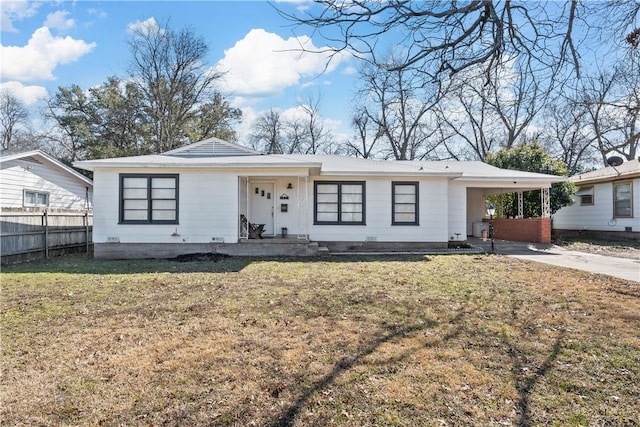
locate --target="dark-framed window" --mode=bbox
[23,190,49,207]
[119,174,179,224]
[580,194,594,206]
[392,182,419,225]
[613,181,633,218]
[314,181,365,225]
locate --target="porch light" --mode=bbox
[486,204,496,254]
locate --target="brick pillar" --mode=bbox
[539,217,551,243]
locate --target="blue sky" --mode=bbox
[1,1,357,140]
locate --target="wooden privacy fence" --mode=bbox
[1,210,93,264]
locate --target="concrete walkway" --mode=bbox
[469,238,640,283]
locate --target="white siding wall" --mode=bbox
[467,188,489,236]
[553,178,640,232]
[93,169,239,244]
[307,176,449,242]
[447,181,467,241]
[0,159,90,210]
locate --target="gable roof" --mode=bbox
[571,159,640,185]
[1,150,93,187]
[162,137,261,157]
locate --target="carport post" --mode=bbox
[541,187,551,217]
[517,191,524,218]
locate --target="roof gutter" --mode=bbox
[74,160,323,172]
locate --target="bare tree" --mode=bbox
[250,109,284,154]
[250,94,336,155]
[355,59,443,160]
[486,62,547,150]
[129,19,223,153]
[343,109,382,159]
[0,91,29,151]
[282,117,308,154]
[539,94,599,174]
[299,93,332,154]
[436,55,550,161]
[278,1,639,83]
[578,59,640,164]
[436,79,497,161]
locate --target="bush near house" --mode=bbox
[487,142,575,217]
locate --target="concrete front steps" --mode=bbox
[236,238,328,256]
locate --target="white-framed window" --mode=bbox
[613,181,633,218]
[119,174,179,224]
[392,182,419,225]
[23,190,49,207]
[314,181,365,225]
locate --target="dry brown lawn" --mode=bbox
[1,254,639,426]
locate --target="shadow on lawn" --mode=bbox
[1,253,436,275]
[505,296,566,427]
[270,307,469,427]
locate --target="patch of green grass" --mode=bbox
[1,254,639,426]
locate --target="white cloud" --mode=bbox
[273,0,312,11]
[0,81,47,106]
[342,66,357,75]
[44,10,74,31]
[1,0,40,33]
[87,8,107,20]
[233,105,260,142]
[217,28,349,97]
[127,17,161,36]
[0,26,96,81]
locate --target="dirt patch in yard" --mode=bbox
[554,238,640,260]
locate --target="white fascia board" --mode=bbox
[455,177,565,188]
[5,150,94,187]
[319,170,462,177]
[74,160,322,171]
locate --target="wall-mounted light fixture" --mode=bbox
[287,183,293,189]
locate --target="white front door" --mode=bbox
[249,181,275,235]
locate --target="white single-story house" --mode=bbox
[1,150,93,211]
[74,138,565,258]
[553,159,639,240]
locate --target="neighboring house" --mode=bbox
[74,138,565,258]
[1,150,93,211]
[1,150,94,263]
[553,159,640,240]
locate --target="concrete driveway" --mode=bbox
[469,238,640,283]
